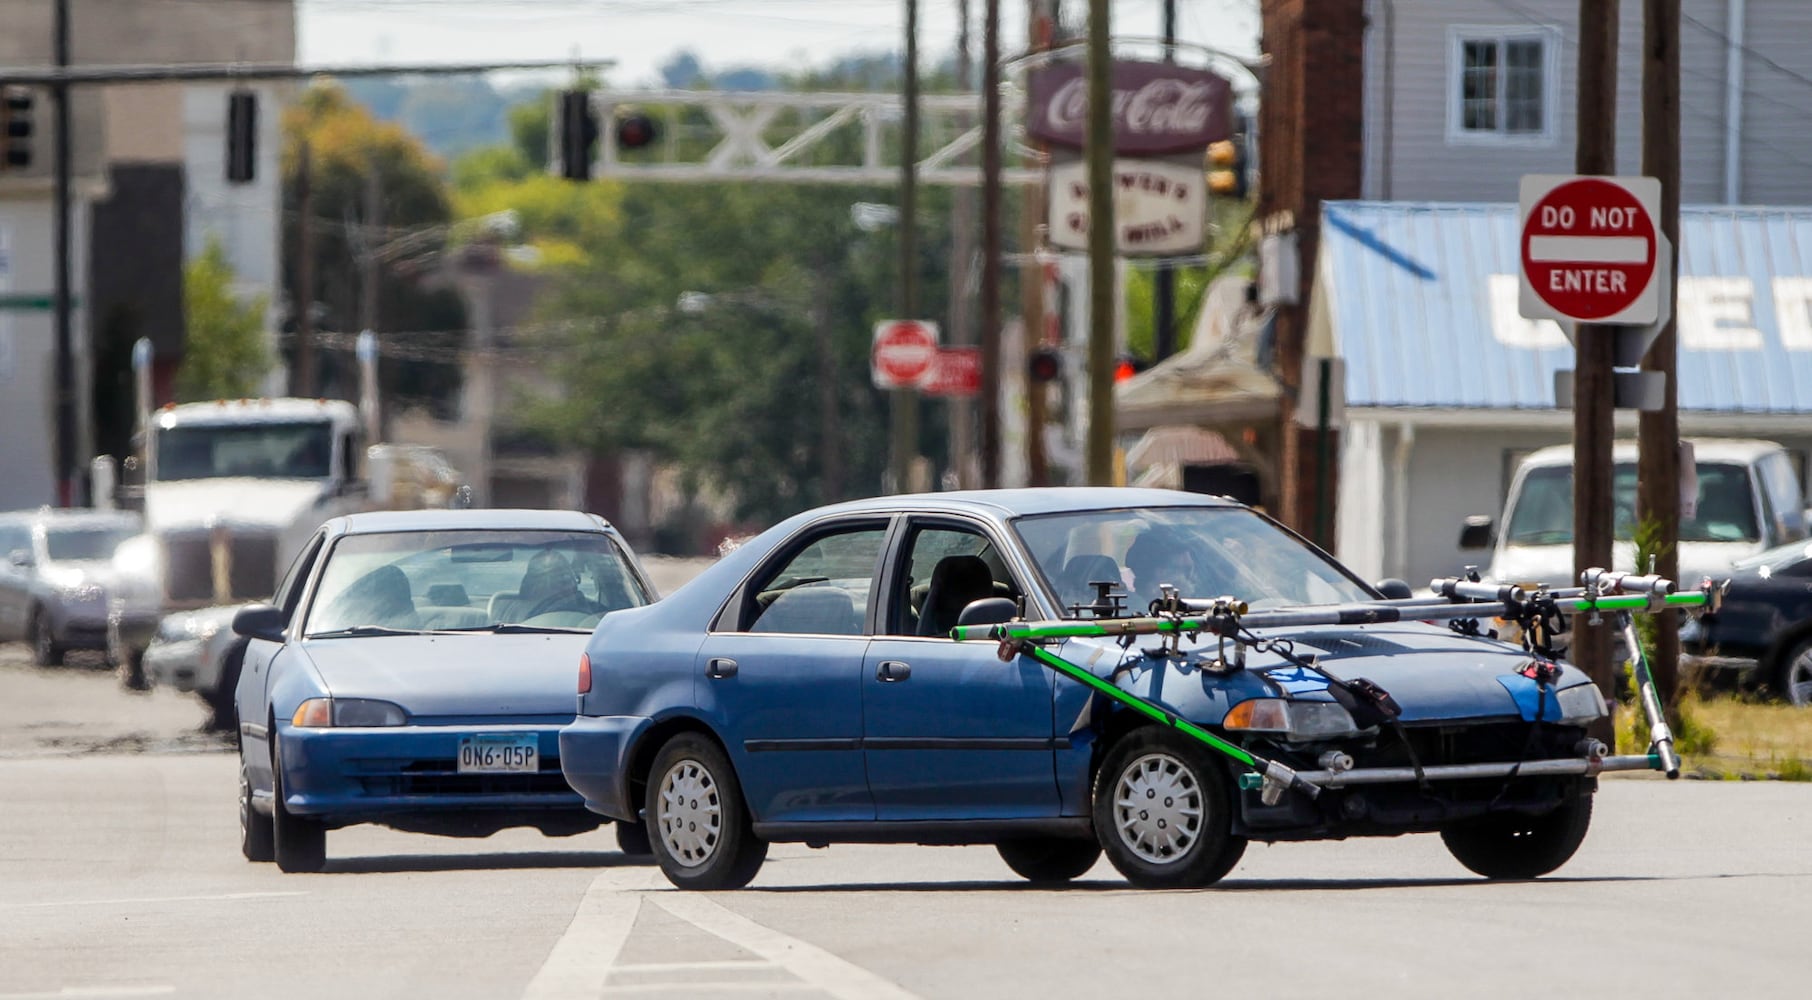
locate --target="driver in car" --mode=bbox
[515,551,602,619]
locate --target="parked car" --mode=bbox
[143,604,249,728]
[0,508,155,666]
[233,508,657,872]
[561,488,1613,891]
[1682,539,1812,705]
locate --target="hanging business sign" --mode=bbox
[1047,158,1207,256]
[1026,60,1234,154]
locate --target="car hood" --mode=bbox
[299,633,586,719]
[144,478,330,532]
[1490,540,1766,588]
[1071,621,1574,724]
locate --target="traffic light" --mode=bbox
[556,89,599,181]
[1,87,34,171]
[1028,347,1063,384]
[1114,355,1147,383]
[225,89,257,183]
[1206,136,1247,199]
[615,110,659,151]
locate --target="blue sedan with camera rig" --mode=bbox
[561,488,1709,890]
[232,508,656,872]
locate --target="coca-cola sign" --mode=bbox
[1027,60,1233,155]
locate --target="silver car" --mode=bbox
[0,509,152,666]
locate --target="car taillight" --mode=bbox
[578,652,592,695]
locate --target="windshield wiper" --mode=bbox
[306,625,438,638]
[437,623,593,635]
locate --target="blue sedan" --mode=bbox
[562,488,1613,890]
[233,509,655,872]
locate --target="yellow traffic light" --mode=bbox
[1206,139,1238,168]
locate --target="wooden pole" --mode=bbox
[294,139,317,398]
[892,0,922,492]
[1640,0,1682,711]
[1084,0,1114,485]
[980,0,1003,488]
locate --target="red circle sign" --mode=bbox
[873,321,938,385]
[1521,178,1657,322]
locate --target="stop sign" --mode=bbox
[871,320,941,389]
[1518,174,1662,324]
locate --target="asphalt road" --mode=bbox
[3,642,1811,1000]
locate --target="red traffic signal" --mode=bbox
[615,111,659,151]
[1028,347,1063,383]
[1114,355,1146,383]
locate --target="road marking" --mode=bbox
[0,988,175,999]
[610,961,772,974]
[521,867,653,1000]
[0,891,305,909]
[602,985,818,994]
[650,893,921,1000]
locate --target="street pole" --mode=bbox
[1023,0,1056,488]
[52,0,75,506]
[980,0,1004,488]
[294,140,317,397]
[1152,0,1178,363]
[1084,0,1115,485]
[893,0,922,493]
[948,0,976,489]
[1640,0,1682,712]
[1572,0,1620,743]
[360,157,384,334]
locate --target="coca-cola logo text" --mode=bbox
[1027,60,1232,154]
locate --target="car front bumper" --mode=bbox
[559,715,653,822]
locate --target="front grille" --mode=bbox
[349,758,576,798]
[1354,720,1582,770]
[159,529,278,604]
[227,534,277,600]
[163,535,212,603]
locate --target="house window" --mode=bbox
[1451,30,1553,143]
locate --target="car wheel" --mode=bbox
[615,818,653,857]
[1092,728,1247,889]
[272,740,326,873]
[240,758,274,863]
[114,643,148,692]
[645,734,766,890]
[1775,639,1812,708]
[30,609,63,667]
[996,836,1102,884]
[203,646,246,733]
[1441,791,1594,880]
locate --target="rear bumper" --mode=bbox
[559,715,652,822]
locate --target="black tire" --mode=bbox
[272,740,326,873]
[615,818,653,857]
[30,609,64,668]
[1775,639,1812,708]
[996,836,1103,884]
[1441,791,1594,880]
[1092,728,1247,889]
[114,644,148,692]
[203,646,247,733]
[645,734,766,890]
[240,758,275,863]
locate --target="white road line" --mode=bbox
[0,988,175,999]
[521,868,655,1000]
[610,961,773,974]
[1527,235,1649,264]
[650,894,921,1000]
[0,891,306,909]
[602,984,818,995]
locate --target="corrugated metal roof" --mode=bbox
[1317,201,1812,413]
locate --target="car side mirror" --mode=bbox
[1458,515,1495,551]
[8,549,33,569]
[1374,578,1414,600]
[232,603,287,643]
[955,597,1017,629]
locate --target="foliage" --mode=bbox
[1121,199,1258,361]
[175,239,269,402]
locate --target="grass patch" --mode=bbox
[1640,694,1812,779]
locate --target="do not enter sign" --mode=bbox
[1518,174,1663,325]
[872,320,941,389]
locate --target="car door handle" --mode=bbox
[706,657,738,679]
[876,660,911,682]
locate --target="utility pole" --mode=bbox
[980,0,1004,488]
[1572,0,1620,741]
[948,0,976,489]
[52,0,75,506]
[294,140,317,397]
[1084,0,1115,485]
[1640,0,1682,711]
[1023,0,1057,488]
[893,0,922,493]
[1152,0,1179,363]
[360,159,384,334]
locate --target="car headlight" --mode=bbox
[1223,698,1363,741]
[158,614,222,643]
[1554,683,1608,726]
[113,534,161,579]
[291,697,408,728]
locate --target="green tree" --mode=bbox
[175,239,269,402]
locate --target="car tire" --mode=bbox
[113,643,148,692]
[272,740,327,873]
[1441,790,1594,880]
[203,646,247,733]
[240,758,275,863]
[1775,639,1812,708]
[645,734,766,890]
[1092,728,1247,889]
[996,836,1102,884]
[30,609,64,668]
[615,818,653,857]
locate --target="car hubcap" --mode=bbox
[1113,752,1203,864]
[1789,651,1812,707]
[657,759,722,868]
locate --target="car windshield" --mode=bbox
[43,525,138,562]
[1506,462,1761,545]
[1013,506,1373,616]
[304,529,649,637]
[156,421,334,480]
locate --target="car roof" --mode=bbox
[154,397,357,427]
[1520,438,1785,467]
[791,487,1243,521]
[328,508,615,536]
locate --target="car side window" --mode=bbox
[890,526,1018,637]
[274,532,328,622]
[1760,453,1807,542]
[743,526,886,635]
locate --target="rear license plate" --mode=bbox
[457,735,539,773]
